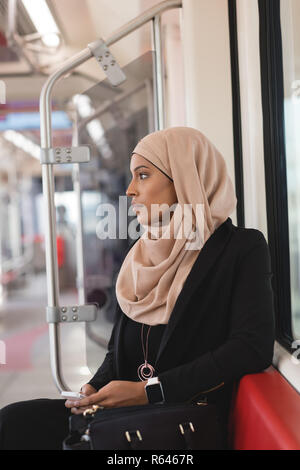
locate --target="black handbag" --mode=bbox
[62,399,225,450]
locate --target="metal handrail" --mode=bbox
[39,0,182,391]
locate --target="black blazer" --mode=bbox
[88,217,275,423]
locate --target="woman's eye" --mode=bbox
[138,173,148,180]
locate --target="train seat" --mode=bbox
[229,366,300,450]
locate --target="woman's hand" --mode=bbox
[69,380,149,413]
[80,383,97,396]
[64,383,97,414]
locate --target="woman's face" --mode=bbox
[126,153,177,227]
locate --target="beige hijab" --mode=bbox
[115,127,237,326]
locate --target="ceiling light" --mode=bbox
[42,33,60,48]
[2,130,40,160]
[21,0,60,47]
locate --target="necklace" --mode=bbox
[137,323,155,381]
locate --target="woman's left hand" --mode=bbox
[67,380,149,414]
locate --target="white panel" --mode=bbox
[236,0,268,236]
[181,0,237,225]
[164,13,186,127]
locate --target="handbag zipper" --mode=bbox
[87,402,208,425]
[187,381,225,403]
[198,381,225,394]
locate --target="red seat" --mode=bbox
[229,366,300,450]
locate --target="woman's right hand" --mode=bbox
[64,383,97,414]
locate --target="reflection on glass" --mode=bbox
[75,52,155,372]
[281,1,300,337]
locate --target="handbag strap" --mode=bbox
[124,421,196,450]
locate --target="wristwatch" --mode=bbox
[144,377,165,404]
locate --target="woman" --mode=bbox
[0,127,275,450]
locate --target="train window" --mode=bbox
[280,0,300,338]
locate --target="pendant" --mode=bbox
[137,361,155,381]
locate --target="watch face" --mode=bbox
[147,383,163,403]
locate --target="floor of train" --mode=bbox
[0,272,109,410]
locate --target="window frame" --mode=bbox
[258,0,293,349]
[228,0,245,228]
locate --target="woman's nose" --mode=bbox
[126,179,137,197]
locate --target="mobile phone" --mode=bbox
[61,391,85,400]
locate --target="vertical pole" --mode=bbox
[152,15,166,130]
[71,112,86,306]
[40,86,68,391]
[8,162,22,261]
[7,0,17,46]
[145,78,155,133]
[39,48,92,392]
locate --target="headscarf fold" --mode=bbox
[116,127,237,325]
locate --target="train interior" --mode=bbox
[0,0,300,450]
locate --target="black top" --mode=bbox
[121,316,166,382]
